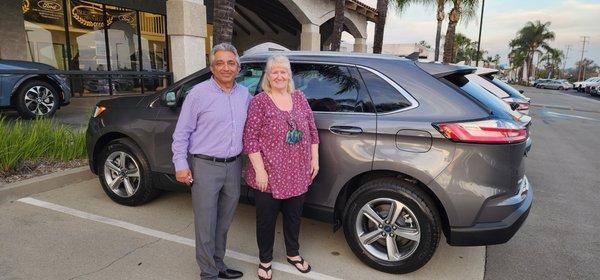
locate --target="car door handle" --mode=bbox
[329,126,363,135]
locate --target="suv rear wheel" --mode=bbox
[98,138,159,205]
[15,80,59,118]
[343,178,441,274]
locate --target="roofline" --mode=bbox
[240,50,409,61]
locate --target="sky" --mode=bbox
[346,0,600,69]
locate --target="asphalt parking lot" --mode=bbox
[1,86,599,280]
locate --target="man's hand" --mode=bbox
[255,168,269,192]
[176,169,193,186]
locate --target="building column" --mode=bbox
[300,23,320,51]
[353,37,367,53]
[167,0,207,82]
[0,1,28,60]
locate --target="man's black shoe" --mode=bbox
[218,269,243,279]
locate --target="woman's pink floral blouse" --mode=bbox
[243,90,319,199]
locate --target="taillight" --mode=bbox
[504,99,529,111]
[435,119,527,144]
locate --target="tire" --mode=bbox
[343,178,441,274]
[14,79,59,119]
[97,138,160,206]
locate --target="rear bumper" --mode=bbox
[448,176,533,246]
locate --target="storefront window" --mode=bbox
[22,0,68,70]
[106,5,141,94]
[140,11,168,91]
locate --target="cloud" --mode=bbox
[363,0,600,68]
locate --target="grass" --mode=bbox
[0,116,86,172]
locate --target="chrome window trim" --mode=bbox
[243,60,420,115]
[354,65,420,115]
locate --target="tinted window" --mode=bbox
[358,68,411,113]
[236,63,264,95]
[466,74,510,98]
[178,71,212,104]
[444,74,520,120]
[291,63,363,112]
[488,77,528,100]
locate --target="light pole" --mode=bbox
[475,0,485,67]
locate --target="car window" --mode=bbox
[444,74,520,121]
[291,63,364,112]
[466,74,510,98]
[358,67,412,113]
[488,77,528,100]
[179,71,212,103]
[236,63,264,95]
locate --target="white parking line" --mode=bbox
[17,197,342,280]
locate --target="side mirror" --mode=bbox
[518,89,524,94]
[163,91,177,107]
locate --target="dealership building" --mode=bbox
[0,0,376,96]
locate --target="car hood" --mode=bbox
[0,60,56,70]
[97,95,148,108]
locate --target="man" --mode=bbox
[172,43,251,280]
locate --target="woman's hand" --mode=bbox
[310,158,319,180]
[255,168,269,192]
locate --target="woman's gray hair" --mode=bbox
[209,42,240,66]
[261,54,295,94]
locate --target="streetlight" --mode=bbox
[475,0,485,67]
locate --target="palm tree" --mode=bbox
[433,0,449,61]
[330,0,346,51]
[442,0,479,63]
[540,48,563,78]
[374,0,412,54]
[373,0,389,54]
[213,0,236,46]
[509,21,555,81]
[509,46,527,82]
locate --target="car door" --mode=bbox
[289,62,377,208]
[151,63,265,174]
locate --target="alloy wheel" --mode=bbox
[24,85,55,116]
[103,151,141,198]
[355,198,421,262]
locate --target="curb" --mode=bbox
[0,166,96,204]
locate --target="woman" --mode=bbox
[243,55,319,280]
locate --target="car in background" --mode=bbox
[584,81,600,96]
[573,77,600,92]
[538,79,572,90]
[533,78,551,88]
[87,52,533,274]
[468,67,531,115]
[0,60,71,118]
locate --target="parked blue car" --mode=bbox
[0,60,71,118]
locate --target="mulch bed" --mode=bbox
[0,159,87,185]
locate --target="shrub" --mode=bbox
[0,116,86,172]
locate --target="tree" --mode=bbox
[330,0,346,51]
[509,46,528,82]
[509,20,555,81]
[540,48,563,78]
[213,0,236,46]
[433,0,449,61]
[575,58,599,80]
[374,0,412,54]
[442,0,479,63]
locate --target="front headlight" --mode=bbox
[93,105,107,117]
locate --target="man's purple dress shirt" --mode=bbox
[172,77,252,171]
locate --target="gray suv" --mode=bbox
[86,52,533,274]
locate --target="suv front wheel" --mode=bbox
[98,138,159,206]
[343,178,441,274]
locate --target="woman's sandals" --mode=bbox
[287,257,311,273]
[257,263,272,280]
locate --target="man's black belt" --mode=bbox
[193,154,240,163]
